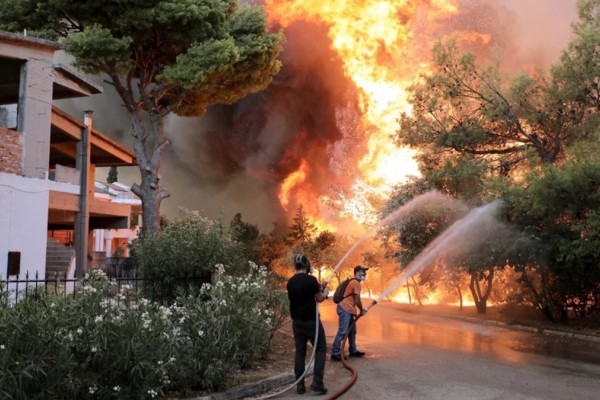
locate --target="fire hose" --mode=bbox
[255,298,378,399]
[256,296,324,399]
[325,300,377,400]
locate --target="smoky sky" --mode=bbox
[55,0,578,232]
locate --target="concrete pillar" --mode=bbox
[18,59,54,179]
[74,111,92,278]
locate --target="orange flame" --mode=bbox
[278,159,309,209]
[268,0,460,227]
[279,159,337,232]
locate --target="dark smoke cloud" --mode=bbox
[164,19,358,229]
[55,0,577,232]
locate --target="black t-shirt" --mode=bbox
[287,272,320,321]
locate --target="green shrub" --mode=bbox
[0,266,289,399]
[131,212,245,303]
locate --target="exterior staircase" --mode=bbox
[46,237,75,279]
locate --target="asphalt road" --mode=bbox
[271,301,600,399]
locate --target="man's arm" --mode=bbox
[316,292,327,303]
[315,286,329,303]
[354,294,364,312]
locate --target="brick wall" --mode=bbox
[0,127,23,174]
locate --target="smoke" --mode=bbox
[54,0,577,232]
[162,19,359,229]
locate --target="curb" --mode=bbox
[188,372,296,400]
[440,313,600,342]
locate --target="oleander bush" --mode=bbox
[0,266,289,400]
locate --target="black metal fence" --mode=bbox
[0,262,211,305]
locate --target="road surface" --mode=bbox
[271,301,600,399]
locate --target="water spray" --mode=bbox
[259,196,502,399]
[324,191,453,287]
[325,200,502,399]
[367,200,501,309]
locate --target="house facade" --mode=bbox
[0,31,138,281]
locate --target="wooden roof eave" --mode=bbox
[51,106,136,166]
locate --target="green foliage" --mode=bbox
[398,37,585,186]
[380,187,469,267]
[131,211,245,302]
[229,212,260,261]
[553,0,600,109]
[65,24,133,74]
[106,166,118,184]
[0,267,288,399]
[287,205,317,246]
[500,149,600,319]
[255,221,288,270]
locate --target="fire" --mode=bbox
[267,0,460,227]
[279,159,337,232]
[278,159,308,209]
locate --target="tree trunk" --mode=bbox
[455,284,463,311]
[129,109,170,236]
[406,279,412,304]
[469,268,494,314]
[411,276,423,306]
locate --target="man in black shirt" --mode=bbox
[286,253,329,395]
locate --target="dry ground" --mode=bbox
[231,323,296,387]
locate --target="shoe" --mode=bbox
[330,354,342,362]
[311,383,328,395]
[296,383,306,394]
[349,351,365,357]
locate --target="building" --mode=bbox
[0,31,138,282]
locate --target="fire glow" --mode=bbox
[267,0,460,228]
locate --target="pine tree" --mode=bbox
[107,166,118,184]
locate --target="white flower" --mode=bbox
[89,385,97,394]
[0,345,5,350]
[76,328,83,335]
[94,315,103,323]
[113,385,121,392]
[91,346,98,353]
[198,330,204,337]
[147,389,158,398]
[215,264,225,274]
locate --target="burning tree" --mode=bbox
[0,0,284,235]
[398,38,586,178]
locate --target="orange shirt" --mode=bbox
[339,278,361,315]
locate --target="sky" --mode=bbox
[55,0,580,232]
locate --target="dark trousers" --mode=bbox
[292,319,327,386]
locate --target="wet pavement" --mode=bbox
[263,301,600,399]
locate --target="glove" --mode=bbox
[360,308,368,316]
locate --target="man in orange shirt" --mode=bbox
[331,265,368,361]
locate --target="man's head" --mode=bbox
[354,265,369,281]
[294,253,312,273]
